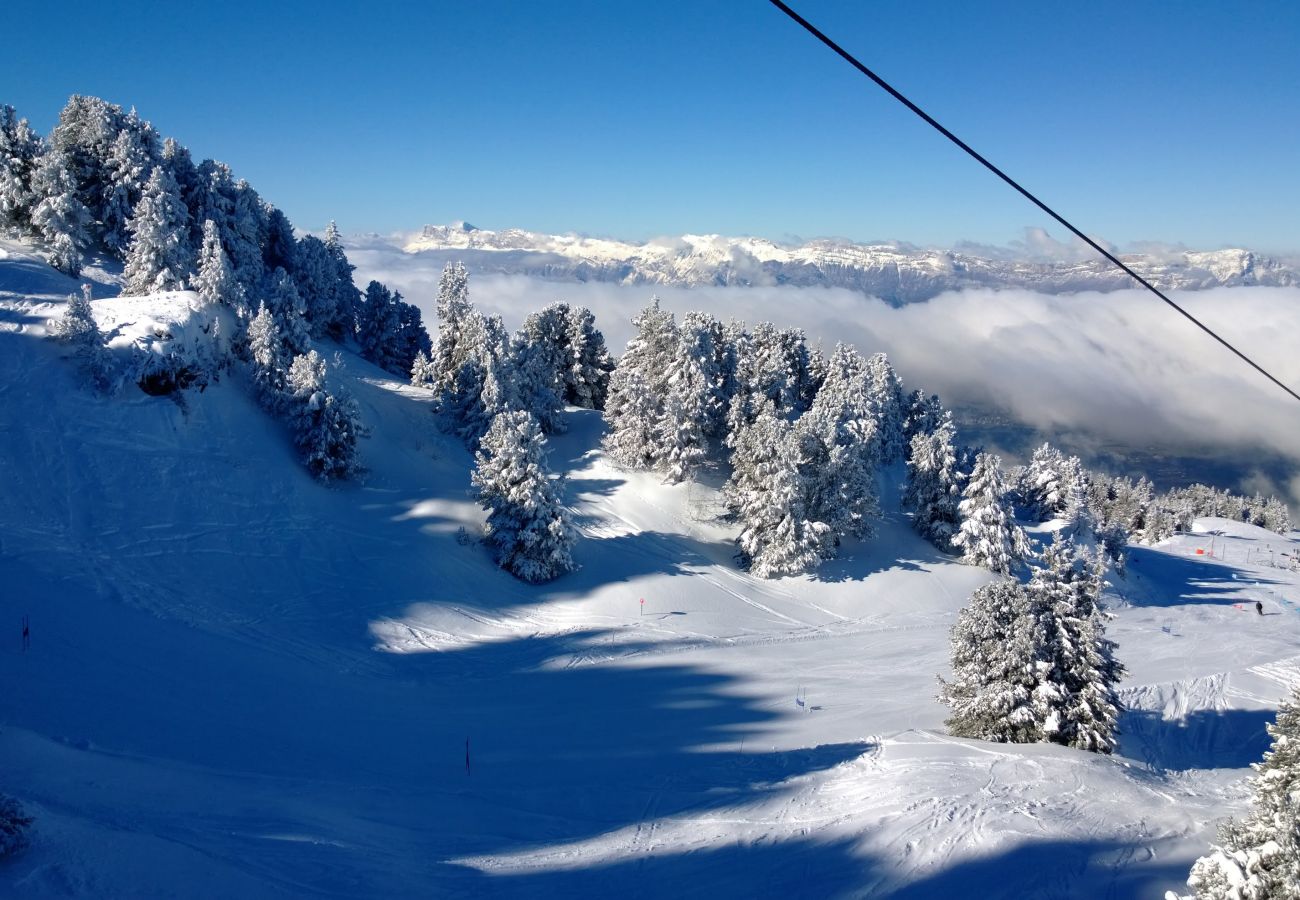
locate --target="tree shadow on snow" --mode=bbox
[1118,545,1283,608]
[354,628,877,872]
[439,835,870,899]
[1117,706,1274,772]
[882,835,1191,900]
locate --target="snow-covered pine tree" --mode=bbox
[655,311,725,483]
[0,794,33,860]
[904,390,945,448]
[565,305,614,410]
[122,166,193,294]
[472,409,577,584]
[247,302,286,410]
[292,234,339,335]
[101,125,155,253]
[1028,536,1122,753]
[1061,465,1097,545]
[286,350,361,481]
[322,220,359,337]
[265,266,311,357]
[865,351,906,462]
[603,369,659,469]
[1186,685,1300,899]
[904,412,963,549]
[227,179,267,291]
[503,330,566,435]
[441,312,509,444]
[48,285,99,344]
[261,205,297,275]
[1018,443,1069,521]
[193,219,246,311]
[29,146,91,277]
[0,105,44,233]
[603,297,678,469]
[736,400,829,577]
[797,342,881,547]
[953,452,1032,575]
[939,579,1047,744]
[394,295,433,377]
[433,261,473,394]
[410,350,437,388]
[356,280,402,370]
[160,137,204,246]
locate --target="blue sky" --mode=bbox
[4,0,1298,251]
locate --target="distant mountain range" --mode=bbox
[393,222,1298,304]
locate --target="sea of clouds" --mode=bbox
[350,239,1300,502]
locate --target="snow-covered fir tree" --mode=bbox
[939,579,1047,744]
[261,205,297,274]
[603,297,678,469]
[356,280,402,370]
[655,311,726,483]
[904,412,963,549]
[265,266,311,357]
[953,452,1032,575]
[1028,537,1122,753]
[736,400,829,577]
[433,261,473,394]
[441,312,510,444]
[322,220,359,337]
[1017,443,1070,521]
[29,146,91,277]
[564,305,614,410]
[122,167,193,294]
[0,105,44,232]
[48,285,115,392]
[797,343,881,546]
[100,125,155,253]
[246,302,286,409]
[410,350,437,388]
[1186,685,1300,899]
[293,234,340,335]
[603,369,660,469]
[285,350,361,481]
[471,409,577,584]
[865,352,906,462]
[0,794,33,860]
[903,390,945,449]
[193,219,245,311]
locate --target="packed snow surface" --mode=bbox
[2,242,1298,897]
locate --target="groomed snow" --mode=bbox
[1,245,1297,897]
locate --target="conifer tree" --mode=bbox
[247,302,286,409]
[122,167,193,294]
[0,105,43,232]
[604,297,678,469]
[30,147,91,277]
[322,220,359,336]
[101,126,154,253]
[1028,538,1122,753]
[904,412,963,549]
[939,580,1047,744]
[472,410,577,584]
[565,305,614,410]
[433,261,473,393]
[193,219,246,311]
[266,266,311,356]
[1187,686,1300,899]
[293,234,339,334]
[410,350,437,388]
[953,452,1031,575]
[356,280,402,369]
[736,401,829,577]
[865,352,906,462]
[286,350,361,481]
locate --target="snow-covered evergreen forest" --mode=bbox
[3,95,1300,899]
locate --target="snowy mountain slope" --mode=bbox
[391,222,1298,303]
[2,247,1300,897]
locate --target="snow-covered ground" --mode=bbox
[1,242,1298,897]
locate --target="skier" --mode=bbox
[1256,601,1264,616]
[21,615,28,652]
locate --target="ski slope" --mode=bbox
[1,244,1298,898]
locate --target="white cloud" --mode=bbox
[351,240,1300,475]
